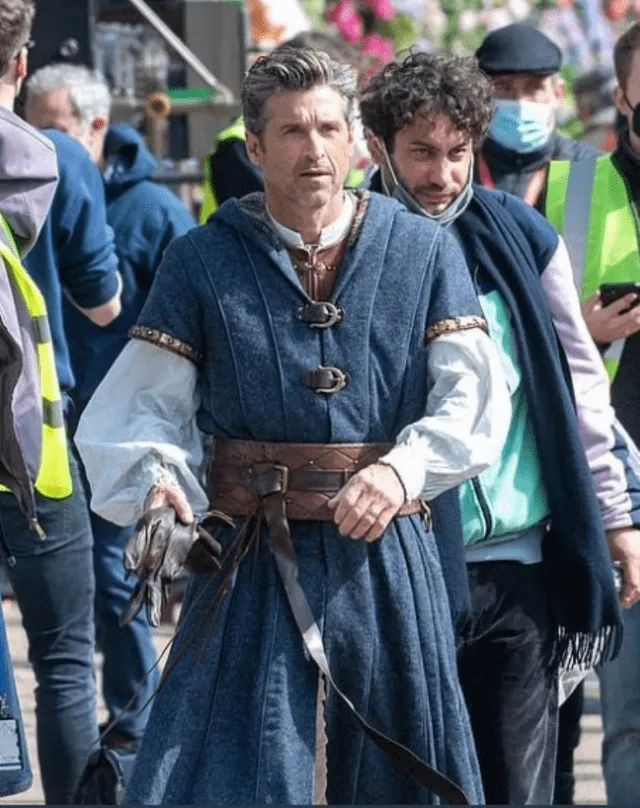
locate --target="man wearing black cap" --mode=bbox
[476,28,605,803]
[475,22,599,210]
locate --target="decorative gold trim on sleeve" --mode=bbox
[426,315,489,343]
[129,325,202,366]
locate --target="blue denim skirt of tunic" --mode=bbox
[125,516,484,805]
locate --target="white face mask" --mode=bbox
[378,139,474,227]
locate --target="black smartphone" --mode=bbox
[600,282,640,312]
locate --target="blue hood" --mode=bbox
[103,124,157,198]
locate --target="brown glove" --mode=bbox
[121,507,230,628]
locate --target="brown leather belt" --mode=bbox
[205,438,466,804]
[207,438,428,523]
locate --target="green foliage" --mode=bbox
[378,14,421,51]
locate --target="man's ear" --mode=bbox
[245,131,264,167]
[614,85,629,117]
[553,76,566,109]
[366,131,385,165]
[91,115,108,133]
[15,48,27,80]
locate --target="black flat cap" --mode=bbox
[476,23,562,76]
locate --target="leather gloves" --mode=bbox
[121,507,230,628]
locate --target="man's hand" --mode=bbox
[607,527,640,609]
[327,463,406,542]
[145,476,193,525]
[583,292,640,345]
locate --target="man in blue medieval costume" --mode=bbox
[75,47,513,804]
[361,51,640,805]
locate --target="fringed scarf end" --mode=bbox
[554,624,623,671]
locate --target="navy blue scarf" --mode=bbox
[454,186,622,668]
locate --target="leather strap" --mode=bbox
[208,439,429,522]
[206,440,467,802]
[260,488,469,805]
[302,366,349,394]
[297,301,343,329]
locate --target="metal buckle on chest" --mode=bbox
[303,366,349,394]
[297,301,343,329]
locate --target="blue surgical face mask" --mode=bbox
[488,99,554,154]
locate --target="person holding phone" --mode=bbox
[545,21,640,806]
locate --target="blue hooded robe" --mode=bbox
[125,191,485,805]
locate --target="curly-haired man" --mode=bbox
[361,51,640,805]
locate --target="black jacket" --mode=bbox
[476,133,601,212]
[606,131,640,447]
[209,139,263,207]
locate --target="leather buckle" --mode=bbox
[303,366,349,394]
[297,302,343,329]
[251,463,290,498]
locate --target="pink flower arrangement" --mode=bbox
[361,32,395,62]
[324,0,401,66]
[363,0,395,20]
[327,0,362,41]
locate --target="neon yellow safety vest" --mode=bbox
[199,115,367,225]
[546,154,640,381]
[0,214,72,502]
[199,115,247,225]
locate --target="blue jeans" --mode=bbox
[92,511,160,740]
[0,450,98,804]
[599,602,640,805]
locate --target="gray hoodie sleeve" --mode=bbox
[541,236,637,530]
[0,106,58,256]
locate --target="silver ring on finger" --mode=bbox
[368,507,381,519]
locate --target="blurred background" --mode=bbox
[23,0,632,222]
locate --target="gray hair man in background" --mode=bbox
[25,62,196,755]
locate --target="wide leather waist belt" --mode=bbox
[207,438,428,522]
[204,438,465,804]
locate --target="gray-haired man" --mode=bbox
[25,62,195,753]
[76,46,512,803]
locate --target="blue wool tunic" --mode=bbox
[125,192,485,805]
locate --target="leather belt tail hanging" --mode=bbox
[261,492,470,805]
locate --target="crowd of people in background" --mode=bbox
[1,0,640,805]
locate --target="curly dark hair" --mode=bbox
[360,51,494,149]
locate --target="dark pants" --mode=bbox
[553,683,584,804]
[457,561,559,805]
[69,401,160,743]
[0,450,98,804]
[92,511,160,740]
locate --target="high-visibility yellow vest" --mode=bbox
[199,115,368,225]
[0,214,72,501]
[199,115,248,225]
[546,154,640,381]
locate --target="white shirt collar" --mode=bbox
[267,193,355,250]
